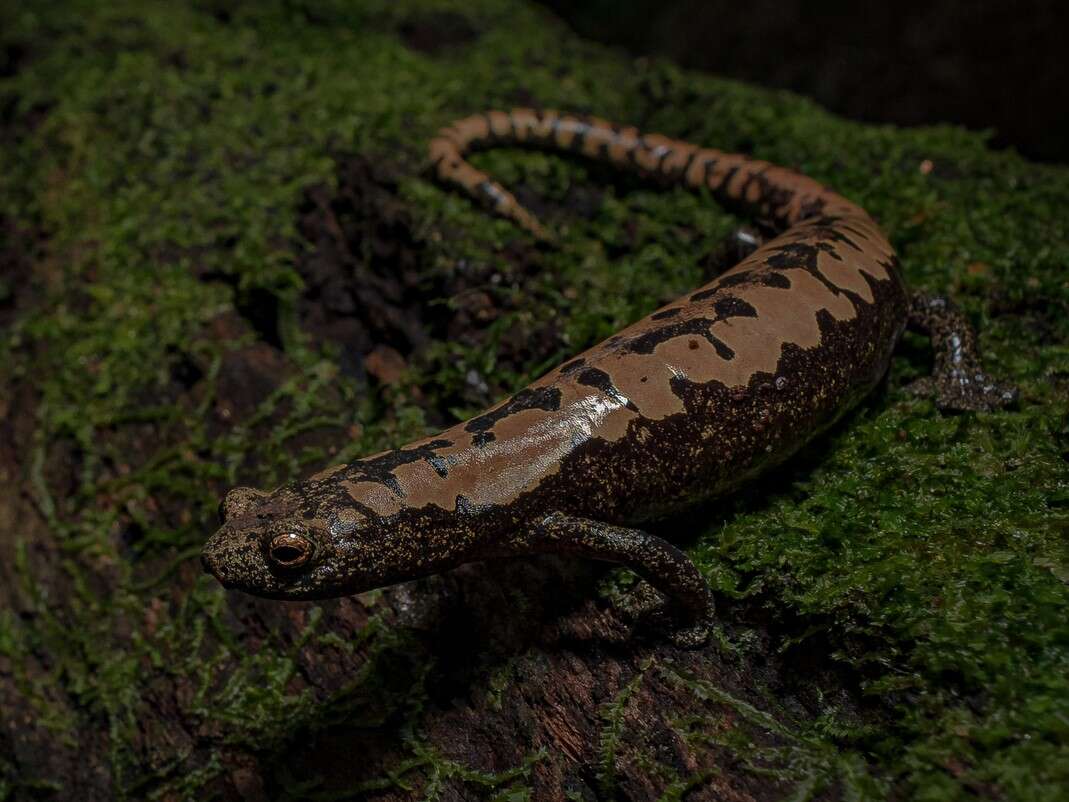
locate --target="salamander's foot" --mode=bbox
[513,513,716,648]
[907,292,1019,412]
[622,580,714,648]
[665,610,715,649]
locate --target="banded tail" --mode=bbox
[429,108,863,240]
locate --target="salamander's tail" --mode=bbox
[429,108,863,241]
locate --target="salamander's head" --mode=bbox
[201,483,388,600]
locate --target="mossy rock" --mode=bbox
[1,1,1067,800]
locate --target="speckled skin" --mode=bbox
[201,110,1016,645]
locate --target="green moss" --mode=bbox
[664,664,887,800]
[2,0,1067,799]
[596,656,653,797]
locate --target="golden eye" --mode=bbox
[268,533,314,568]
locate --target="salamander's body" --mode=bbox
[202,110,1015,644]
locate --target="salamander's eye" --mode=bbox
[267,533,314,569]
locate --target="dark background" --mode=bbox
[539,0,1069,163]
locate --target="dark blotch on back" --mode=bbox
[466,386,563,446]
[690,287,719,302]
[577,367,639,412]
[560,358,586,375]
[713,296,758,318]
[715,271,754,289]
[802,215,863,252]
[764,240,840,270]
[758,271,791,289]
[651,308,682,320]
[625,318,735,361]
[798,197,828,220]
[688,285,761,316]
[345,439,453,495]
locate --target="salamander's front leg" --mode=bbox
[908,292,1018,412]
[508,512,715,647]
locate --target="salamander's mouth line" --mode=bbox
[201,108,1016,647]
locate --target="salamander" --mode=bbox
[201,109,1017,645]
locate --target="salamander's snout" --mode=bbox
[201,483,370,600]
[200,514,331,599]
[201,485,282,593]
[201,533,236,587]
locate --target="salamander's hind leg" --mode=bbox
[508,512,715,647]
[907,292,1018,412]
